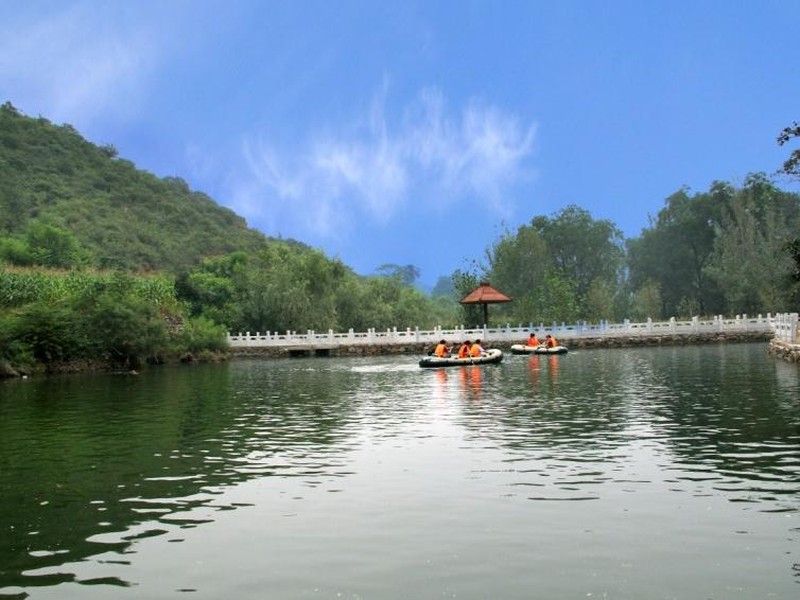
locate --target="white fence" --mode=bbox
[772,312,799,344]
[228,314,780,349]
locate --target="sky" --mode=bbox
[1,0,799,287]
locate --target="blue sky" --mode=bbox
[1,1,799,287]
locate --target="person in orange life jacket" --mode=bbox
[526,333,541,347]
[434,340,450,357]
[545,334,558,348]
[457,340,471,359]
[470,339,485,357]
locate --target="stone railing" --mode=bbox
[771,312,799,344]
[228,314,776,348]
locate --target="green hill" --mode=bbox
[0,104,456,376]
[0,102,269,271]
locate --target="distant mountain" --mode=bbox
[0,102,275,272]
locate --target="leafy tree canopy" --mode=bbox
[777,121,800,178]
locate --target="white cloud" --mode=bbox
[233,85,536,238]
[0,3,162,125]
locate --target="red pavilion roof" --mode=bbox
[459,282,512,304]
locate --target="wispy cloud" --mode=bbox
[231,85,536,238]
[0,3,163,125]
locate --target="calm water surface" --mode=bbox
[0,343,798,599]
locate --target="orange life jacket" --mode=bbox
[470,343,483,357]
[527,336,540,347]
[434,343,448,357]
[546,336,558,348]
[457,344,470,358]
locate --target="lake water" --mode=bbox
[0,343,798,599]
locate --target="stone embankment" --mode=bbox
[768,312,800,364]
[768,339,800,363]
[229,330,772,359]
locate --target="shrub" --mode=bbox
[178,316,228,354]
[11,301,88,363]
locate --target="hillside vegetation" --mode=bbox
[0,102,267,271]
[0,103,455,375]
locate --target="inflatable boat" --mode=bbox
[510,344,569,355]
[419,348,504,368]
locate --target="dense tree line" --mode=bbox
[628,175,799,317]
[451,176,799,326]
[176,246,454,334]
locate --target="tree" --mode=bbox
[629,177,800,316]
[777,121,800,178]
[529,205,624,301]
[487,226,550,302]
[485,206,623,322]
[375,264,420,286]
[431,275,455,298]
[585,277,616,322]
[451,268,482,326]
[25,221,86,268]
[627,186,728,315]
[777,121,800,293]
[631,280,662,320]
[0,236,33,266]
[705,182,798,313]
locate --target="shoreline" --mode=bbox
[0,351,228,380]
[4,332,794,380]
[230,330,773,358]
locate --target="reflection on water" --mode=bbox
[0,344,798,598]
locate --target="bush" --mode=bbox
[77,277,170,368]
[11,301,88,363]
[178,316,228,354]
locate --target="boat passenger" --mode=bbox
[457,340,471,359]
[526,333,541,347]
[434,339,450,358]
[470,339,485,357]
[545,334,558,348]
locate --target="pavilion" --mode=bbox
[459,282,512,328]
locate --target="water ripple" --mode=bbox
[0,344,798,596]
